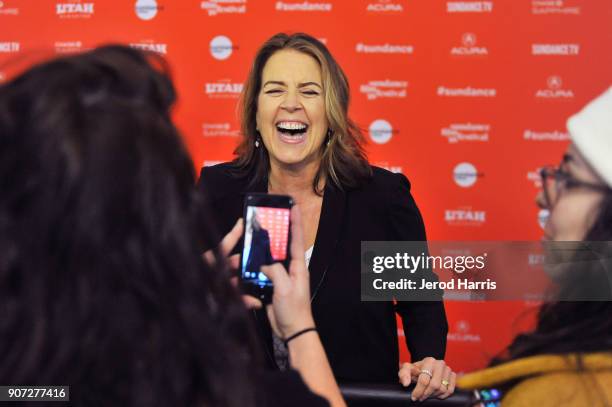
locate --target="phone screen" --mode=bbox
[241,202,291,287]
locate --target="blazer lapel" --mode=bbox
[308,183,346,302]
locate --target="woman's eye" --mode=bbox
[302,90,319,96]
[265,89,283,94]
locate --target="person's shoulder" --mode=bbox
[199,161,241,184]
[360,166,412,194]
[197,161,249,201]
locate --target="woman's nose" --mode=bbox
[280,90,301,112]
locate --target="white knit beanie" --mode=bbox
[567,86,612,187]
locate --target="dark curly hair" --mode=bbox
[0,46,258,407]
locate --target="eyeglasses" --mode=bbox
[539,166,612,209]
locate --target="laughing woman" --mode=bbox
[198,33,455,400]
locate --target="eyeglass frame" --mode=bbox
[539,165,612,209]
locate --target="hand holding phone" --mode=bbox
[240,193,293,303]
[237,200,315,339]
[259,205,315,339]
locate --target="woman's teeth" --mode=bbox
[275,122,308,144]
[276,121,308,135]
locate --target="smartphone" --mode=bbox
[240,193,293,303]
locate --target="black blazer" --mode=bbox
[246,226,274,275]
[197,163,448,383]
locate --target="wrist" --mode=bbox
[283,327,317,346]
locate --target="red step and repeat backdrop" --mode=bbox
[1,0,611,374]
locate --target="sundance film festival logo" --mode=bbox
[0,1,20,15]
[451,33,488,56]
[447,1,493,13]
[202,122,240,137]
[532,43,580,56]
[453,162,483,188]
[201,0,246,16]
[56,2,94,18]
[445,207,486,226]
[130,41,168,55]
[356,42,414,55]
[360,80,408,100]
[54,41,83,53]
[210,35,236,60]
[441,123,490,143]
[135,0,164,20]
[535,75,574,99]
[275,1,332,11]
[523,128,569,141]
[369,119,398,144]
[205,80,243,98]
[437,86,496,98]
[366,0,405,13]
[0,42,19,53]
[532,0,580,15]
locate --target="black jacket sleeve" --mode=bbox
[386,172,449,362]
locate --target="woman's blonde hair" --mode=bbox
[235,32,371,194]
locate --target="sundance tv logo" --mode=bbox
[532,0,580,15]
[453,162,483,188]
[445,207,486,226]
[0,41,19,53]
[532,43,579,56]
[201,0,246,16]
[275,1,332,11]
[135,0,164,21]
[130,41,168,55]
[360,80,408,100]
[451,33,488,56]
[369,119,397,144]
[437,86,496,98]
[366,0,405,13]
[205,80,243,98]
[210,35,236,60]
[56,1,94,18]
[447,1,493,13]
[535,75,574,99]
[441,122,490,143]
[356,42,414,55]
[0,1,19,15]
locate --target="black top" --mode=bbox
[258,369,329,407]
[197,163,448,383]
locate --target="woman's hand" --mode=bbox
[248,206,315,339]
[398,357,456,401]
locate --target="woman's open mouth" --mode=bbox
[276,121,308,144]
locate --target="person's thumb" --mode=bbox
[260,263,290,294]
